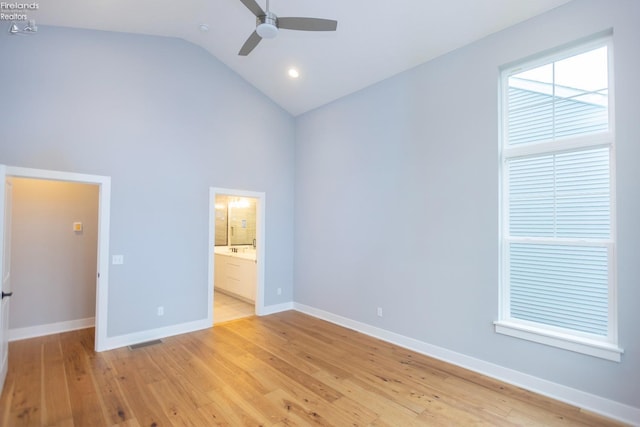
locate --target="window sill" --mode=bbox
[494,320,623,362]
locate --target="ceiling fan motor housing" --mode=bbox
[256,11,278,38]
[237,0,337,56]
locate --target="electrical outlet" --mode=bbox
[157,306,164,316]
[277,287,282,295]
[112,255,124,265]
[377,307,383,317]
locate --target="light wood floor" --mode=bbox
[0,311,625,426]
[214,290,255,324]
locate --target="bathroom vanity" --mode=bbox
[214,246,256,303]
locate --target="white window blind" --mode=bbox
[508,147,610,240]
[497,38,622,361]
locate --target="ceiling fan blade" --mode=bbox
[239,31,262,56]
[238,0,265,17]
[277,17,338,31]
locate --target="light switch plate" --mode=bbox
[112,255,124,265]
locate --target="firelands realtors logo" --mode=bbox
[1,2,39,21]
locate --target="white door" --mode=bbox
[0,165,12,395]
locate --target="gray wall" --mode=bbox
[10,178,98,329]
[294,0,639,409]
[0,26,295,337]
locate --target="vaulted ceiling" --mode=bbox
[30,0,572,115]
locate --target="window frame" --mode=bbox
[495,36,623,362]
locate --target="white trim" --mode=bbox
[4,166,111,352]
[0,165,8,397]
[102,303,289,351]
[9,317,95,341]
[502,31,613,76]
[100,318,210,351]
[262,302,294,315]
[494,320,622,362]
[293,303,639,425]
[503,133,612,158]
[499,37,619,357]
[5,167,107,185]
[97,300,290,351]
[208,187,266,325]
[606,38,619,353]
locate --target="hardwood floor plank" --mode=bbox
[207,384,285,425]
[195,404,236,426]
[59,331,110,427]
[6,338,43,426]
[215,327,343,404]
[146,378,214,426]
[107,357,174,427]
[311,370,427,426]
[40,335,74,426]
[0,312,627,427]
[143,342,216,408]
[179,332,274,401]
[230,348,367,426]
[0,379,14,427]
[224,322,322,377]
[263,388,339,426]
[255,318,366,381]
[110,418,142,427]
[86,347,134,425]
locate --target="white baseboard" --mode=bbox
[100,302,292,351]
[100,318,212,351]
[9,317,95,341]
[293,303,640,426]
[260,301,294,316]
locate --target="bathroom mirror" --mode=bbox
[214,195,257,246]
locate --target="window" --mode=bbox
[496,37,623,361]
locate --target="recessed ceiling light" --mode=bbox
[288,68,300,79]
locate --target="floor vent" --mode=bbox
[128,339,163,350]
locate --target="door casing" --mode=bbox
[0,166,12,396]
[2,166,111,352]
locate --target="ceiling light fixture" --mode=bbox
[256,11,278,39]
[288,68,300,79]
[199,24,209,32]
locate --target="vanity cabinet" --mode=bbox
[214,254,256,303]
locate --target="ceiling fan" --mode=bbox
[237,0,338,56]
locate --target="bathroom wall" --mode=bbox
[214,195,228,246]
[214,196,257,246]
[229,198,257,246]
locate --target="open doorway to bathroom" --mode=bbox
[208,188,265,325]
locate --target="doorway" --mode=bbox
[0,166,110,352]
[208,188,265,325]
[9,178,99,340]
